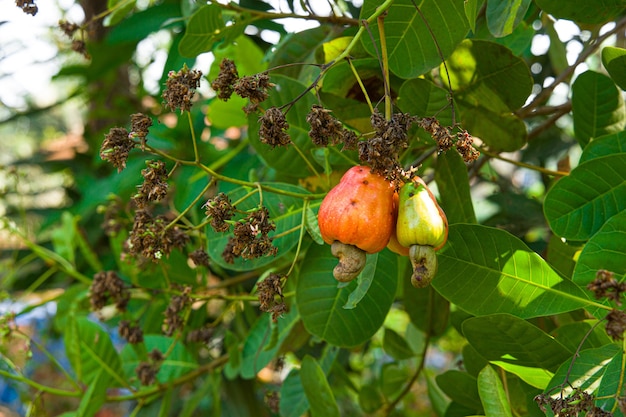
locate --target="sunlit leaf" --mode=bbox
[486,0,531,38]
[603,46,626,91]
[477,365,513,417]
[544,154,626,241]
[435,150,477,224]
[360,0,469,78]
[435,224,592,318]
[296,244,397,347]
[579,131,626,164]
[534,0,626,24]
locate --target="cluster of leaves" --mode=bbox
[2,0,626,416]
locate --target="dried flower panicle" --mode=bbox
[100,127,136,172]
[259,107,291,148]
[605,309,626,340]
[162,64,202,113]
[133,160,169,209]
[265,391,280,414]
[257,273,288,321]
[222,207,278,263]
[204,193,236,233]
[587,269,625,306]
[188,248,210,268]
[211,58,239,101]
[534,389,608,417]
[136,361,158,386]
[130,113,152,149]
[234,72,274,114]
[16,0,37,15]
[127,210,190,261]
[119,320,144,344]
[187,327,213,344]
[163,287,191,337]
[418,117,479,163]
[456,130,480,163]
[90,271,130,312]
[358,110,417,181]
[59,20,79,37]
[306,105,344,147]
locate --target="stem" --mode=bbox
[347,58,374,113]
[0,369,81,397]
[476,146,570,177]
[287,200,308,276]
[187,111,200,163]
[376,13,392,120]
[164,179,215,231]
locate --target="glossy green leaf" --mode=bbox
[240,308,299,379]
[300,356,340,417]
[105,0,136,26]
[383,328,416,360]
[343,253,378,309]
[107,3,181,44]
[381,363,412,398]
[426,369,452,416]
[544,344,621,396]
[552,321,613,354]
[75,370,107,417]
[269,26,334,80]
[206,183,310,271]
[486,0,531,38]
[477,366,513,417]
[534,0,626,24]
[490,361,553,390]
[544,154,626,241]
[463,314,572,371]
[442,39,532,112]
[121,335,196,384]
[464,344,490,378]
[462,106,527,152]
[279,345,338,417]
[397,78,452,126]
[464,0,482,33]
[579,131,626,164]
[296,244,397,347]
[360,0,469,78]
[179,5,247,57]
[403,272,450,336]
[572,71,626,147]
[305,205,324,245]
[65,316,124,386]
[248,75,319,178]
[603,46,626,91]
[596,348,625,413]
[436,150,477,224]
[358,384,385,413]
[435,224,592,318]
[572,210,626,288]
[546,234,581,279]
[436,370,483,412]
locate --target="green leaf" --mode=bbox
[121,335,197,384]
[398,78,452,126]
[545,234,581,279]
[442,39,532,112]
[105,0,136,26]
[403,272,450,336]
[572,210,626,289]
[436,370,483,412]
[206,183,311,271]
[280,345,338,417]
[51,211,77,266]
[435,224,592,318]
[463,314,572,371]
[553,321,613,353]
[360,0,469,78]
[426,369,452,416]
[490,361,553,390]
[544,154,626,241]
[477,366,513,417]
[75,369,108,417]
[269,26,334,80]
[305,206,324,245]
[223,330,241,380]
[544,344,621,396]
[300,356,340,417]
[65,317,124,386]
[383,328,416,360]
[248,75,319,178]
[461,106,527,152]
[240,307,299,379]
[107,3,181,44]
[486,0,532,38]
[579,131,626,164]
[381,363,412,399]
[603,46,626,91]
[464,0,482,33]
[296,244,397,347]
[534,0,626,24]
[436,150,477,224]
[178,5,227,57]
[572,71,626,147]
[343,253,378,309]
[464,344,490,378]
[358,384,385,413]
[596,348,625,413]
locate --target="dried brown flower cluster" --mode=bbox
[204,193,236,232]
[535,389,610,417]
[162,64,202,113]
[127,210,189,261]
[187,327,213,344]
[605,309,626,341]
[119,320,144,344]
[359,110,417,181]
[98,195,128,237]
[222,207,278,264]
[211,58,274,113]
[259,107,291,148]
[133,160,169,209]
[16,0,37,15]
[418,117,479,163]
[188,248,210,268]
[100,127,135,172]
[163,287,191,337]
[257,273,288,321]
[90,271,129,312]
[587,269,625,306]
[130,113,153,149]
[58,20,89,58]
[136,348,164,386]
[306,104,358,149]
